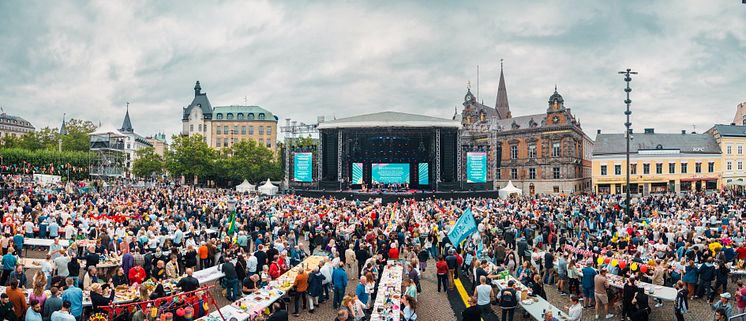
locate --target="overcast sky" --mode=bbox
[1,0,744,141]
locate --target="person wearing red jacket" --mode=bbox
[269,257,281,279]
[128,264,146,284]
[435,256,449,292]
[388,244,400,260]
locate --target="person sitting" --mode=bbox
[81,266,99,291]
[242,274,260,296]
[128,264,146,285]
[89,283,115,314]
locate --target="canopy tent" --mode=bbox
[258,179,278,195]
[235,179,256,193]
[498,180,523,199]
[725,179,746,187]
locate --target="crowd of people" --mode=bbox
[0,174,745,321]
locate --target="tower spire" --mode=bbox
[120,102,133,133]
[495,59,511,119]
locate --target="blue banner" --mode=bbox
[351,163,363,184]
[448,208,477,246]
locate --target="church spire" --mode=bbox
[495,59,511,119]
[120,102,133,133]
[59,113,67,135]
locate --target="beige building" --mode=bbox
[593,129,721,194]
[0,112,34,139]
[707,124,746,187]
[181,81,278,151]
[146,133,169,157]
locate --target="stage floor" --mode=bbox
[292,189,499,203]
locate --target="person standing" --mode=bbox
[220,256,239,302]
[674,281,688,321]
[355,276,369,309]
[43,287,63,321]
[1,248,17,286]
[332,261,348,309]
[581,264,597,308]
[565,295,583,321]
[445,250,457,290]
[473,276,494,317]
[50,301,76,321]
[292,266,309,317]
[461,297,481,321]
[345,244,357,280]
[6,278,26,321]
[499,280,518,321]
[307,267,324,313]
[436,256,448,293]
[594,269,614,320]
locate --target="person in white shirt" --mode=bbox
[565,295,583,321]
[53,250,70,277]
[64,224,75,240]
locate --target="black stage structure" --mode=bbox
[286,111,492,201]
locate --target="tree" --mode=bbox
[132,147,164,178]
[227,139,281,182]
[165,134,214,183]
[61,119,97,152]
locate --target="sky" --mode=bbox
[1,0,745,141]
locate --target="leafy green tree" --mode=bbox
[61,119,97,152]
[132,147,164,178]
[165,134,214,183]
[227,139,280,182]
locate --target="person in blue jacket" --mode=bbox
[682,259,698,299]
[581,265,597,308]
[331,261,348,309]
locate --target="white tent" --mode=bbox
[499,180,523,199]
[258,179,278,195]
[235,179,256,193]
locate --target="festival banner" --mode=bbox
[448,208,477,246]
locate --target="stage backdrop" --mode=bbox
[371,163,410,184]
[293,152,314,182]
[352,162,363,184]
[466,152,487,183]
[418,163,429,185]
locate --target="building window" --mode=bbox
[216,113,223,120]
[681,163,687,174]
[528,144,536,158]
[553,167,560,179]
[529,168,536,179]
[233,126,238,134]
[259,127,264,135]
[266,126,272,135]
[727,161,733,171]
[259,138,264,145]
[241,126,246,134]
[226,113,234,120]
[223,138,228,146]
[656,163,662,174]
[217,126,222,135]
[237,113,244,120]
[643,163,650,174]
[553,186,560,193]
[727,145,732,154]
[668,163,675,174]
[248,113,255,120]
[708,162,714,173]
[552,142,561,157]
[190,124,193,132]
[615,164,621,175]
[510,146,518,159]
[223,125,228,133]
[695,162,702,173]
[258,113,266,120]
[216,139,221,147]
[630,163,637,175]
[739,145,743,155]
[198,124,201,132]
[510,168,518,180]
[739,161,743,170]
[266,141,271,148]
[249,126,254,135]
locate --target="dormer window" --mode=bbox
[237,113,244,120]
[248,113,255,120]
[511,121,519,129]
[216,113,223,120]
[258,113,266,120]
[226,113,234,120]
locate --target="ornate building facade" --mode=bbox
[182,81,278,152]
[456,66,593,194]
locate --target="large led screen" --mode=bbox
[371,163,410,184]
[293,152,313,182]
[351,163,363,184]
[466,152,487,183]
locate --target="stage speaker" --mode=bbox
[440,130,457,182]
[321,130,338,181]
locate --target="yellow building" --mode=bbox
[181,81,279,152]
[707,124,746,187]
[592,129,721,194]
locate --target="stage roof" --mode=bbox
[317,111,461,129]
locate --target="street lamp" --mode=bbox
[227,197,237,212]
[618,68,637,219]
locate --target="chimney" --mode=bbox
[644,128,654,134]
[731,123,736,126]
[681,130,686,134]
[597,129,601,134]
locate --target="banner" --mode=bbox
[418,163,429,185]
[352,163,363,184]
[293,152,313,182]
[448,208,477,246]
[466,152,487,183]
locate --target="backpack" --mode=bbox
[500,288,517,308]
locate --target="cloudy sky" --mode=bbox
[1,0,745,141]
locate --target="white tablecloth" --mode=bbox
[492,276,571,321]
[370,261,404,321]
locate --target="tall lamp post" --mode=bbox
[618,68,637,219]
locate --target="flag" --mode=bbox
[227,210,237,235]
[447,208,477,246]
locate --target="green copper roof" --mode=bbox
[212,105,278,121]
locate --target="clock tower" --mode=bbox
[546,86,566,125]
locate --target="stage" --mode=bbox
[291,189,499,203]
